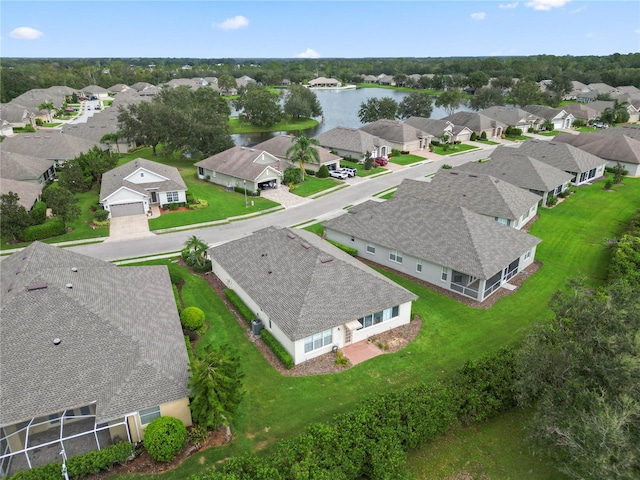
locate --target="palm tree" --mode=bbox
[38,101,55,123]
[100,132,121,155]
[183,235,209,267]
[285,133,321,181]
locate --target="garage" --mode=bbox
[110,202,144,217]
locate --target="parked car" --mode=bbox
[338,167,357,177]
[329,170,349,179]
[374,157,388,166]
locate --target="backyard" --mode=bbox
[119,175,640,479]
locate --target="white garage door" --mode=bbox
[110,202,144,217]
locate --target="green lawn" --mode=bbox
[113,176,640,479]
[536,131,557,137]
[431,143,479,155]
[388,154,426,166]
[290,176,342,197]
[474,139,500,145]
[229,116,318,134]
[341,161,388,177]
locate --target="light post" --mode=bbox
[60,448,70,480]
[243,180,248,208]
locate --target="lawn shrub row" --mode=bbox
[30,201,47,225]
[224,289,253,325]
[260,329,294,369]
[9,442,133,480]
[21,217,66,241]
[196,347,517,479]
[327,240,357,257]
[608,209,640,288]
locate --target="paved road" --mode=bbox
[70,148,494,262]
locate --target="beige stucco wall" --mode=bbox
[129,397,192,442]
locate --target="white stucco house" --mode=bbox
[100,158,187,217]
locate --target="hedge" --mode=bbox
[21,217,66,242]
[327,240,357,257]
[260,330,294,369]
[225,289,254,325]
[8,441,133,480]
[30,201,47,225]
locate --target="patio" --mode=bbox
[342,340,385,365]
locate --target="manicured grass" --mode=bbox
[229,116,318,134]
[378,190,395,200]
[431,143,479,155]
[505,134,533,141]
[290,176,342,197]
[474,139,500,145]
[112,176,640,480]
[341,161,387,177]
[406,408,566,480]
[302,222,325,236]
[388,154,426,166]
[536,131,557,137]
[40,122,63,128]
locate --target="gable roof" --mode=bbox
[0,178,43,209]
[395,171,540,221]
[100,158,187,201]
[442,111,506,131]
[252,135,342,165]
[1,133,103,160]
[0,151,55,182]
[405,117,453,137]
[562,103,599,121]
[208,227,416,341]
[481,106,543,126]
[522,105,567,120]
[194,146,282,182]
[0,242,189,426]
[457,146,574,192]
[325,197,541,279]
[0,104,35,124]
[516,139,606,173]
[552,126,640,165]
[312,127,385,154]
[360,119,430,144]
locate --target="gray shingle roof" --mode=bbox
[1,133,103,161]
[522,105,566,120]
[325,197,541,280]
[0,151,55,182]
[516,139,606,173]
[405,117,452,137]
[0,178,42,208]
[0,104,35,124]
[441,111,506,131]
[360,119,429,144]
[552,126,640,165]
[100,158,187,201]
[395,171,541,221]
[457,146,574,192]
[481,106,543,126]
[208,227,417,341]
[312,127,384,154]
[252,135,342,165]
[0,242,189,426]
[194,146,282,182]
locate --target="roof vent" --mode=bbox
[468,174,478,178]
[53,338,61,346]
[26,282,48,291]
[301,242,311,249]
[66,283,73,289]
[15,268,22,275]
[22,253,28,260]
[320,256,334,264]
[7,282,14,293]
[287,232,296,239]
[250,148,255,152]
[240,146,246,150]
[71,267,78,272]
[261,253,268,257]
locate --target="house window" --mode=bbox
[366,244,376,255]
[166,191,179,203]
[140,172,144,177]
[139,406,161,425]
[198,167,204,176]
[416,260,422,273]
[304,329,333,353]
[441,267,448,281]
[389,250,403,264]
[358,306,399,329]
[350,237,355,243]
[495,217,509,226]
[524,250,532,260]
[80,406,91,416]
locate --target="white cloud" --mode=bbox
[296,48,320,59]
[471,12,486,20]
[525,0,571,11]
[9,27,44,40]
[499,2,519,9]
[215,15,249,30]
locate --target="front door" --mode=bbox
[344,328,352,345]
[151,191,157,203]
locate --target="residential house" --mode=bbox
[208,226,417,365]
[361,74,378,84]
[324,197,541,303]
[100,158,187,217]
[516,140,606,185]
[1,133,104,167]
[0,104,36,129]
[394,171,540,230]
[0,119,13,137]
[404,117,473,143]
[480,106,544,132]
[81,85,110,100]
[107,84,131,94]
[313,126,389,162]
[359,119,431,152]
[587,83,619,96]
[566,80,590,101]
[522,105,574,129]
[0,242,191,476]
[236,75,257,89]
[252,135,342,172]
[195,146,283,194]
[552,125,640,177]
[456,146,574,205]
[441,111,507,139]
[0,178,43,210]
[376,74,394,86]
[308,77,341,88]
[562,103,600,123]
[589,100,640,124]
[129,82,154,92]
[1,151,56,184]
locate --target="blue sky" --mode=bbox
[2,0,639,58]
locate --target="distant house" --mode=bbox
[107,83,131,94]
[562,103,600,123]
[236,75,257,89]
[308,77,341,88]
[480,106,544,132]
[553,125,640,177]
[522,105,574,129]
[361,74,378,84]
[0,242,191,476]
[195,146,283,194]
[1,133,104,167]
[325,197,541,304]
[100,158,187,217]
[0,104,36,129]
[313,127,390,162]
[457,146,574,205]
[252,135,342,172]
[404,117,473,143]
[441,111,507,139]
[0,119,13,136]
[208,226,417,365]
[394,171,540,230]
[516,140,606,185]
[588,100,640,124]
[360,119,431,152]
[377,74,394,86]
[81,85,110,100]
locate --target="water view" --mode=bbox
[233,87,473,146]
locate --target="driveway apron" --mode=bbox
[106,214,155,242]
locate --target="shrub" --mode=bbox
[261,329,294,369]
[188,199,208,210]
[166,202,181,211]
[604,179,613,190]
[572,118,586,127]
[225,289,254,324]
[470,132,478,141]
[505,126,523,137]
[335,349,349,367]
[480,131,487,140]
[21,217,66,241]
[143,416,187,463]
[94,208,109,222]
[283,167,303,185]
[327,239,357,256]
[186,191,195,204]
[305,169,316,176]
[430,140,441,147]
[317,165,329,178]
[546,195,558,207]
[390,148,402,157]
[172,284,182,314]
[441,164,453,169]
[35,118,44,126]
[30,201,47,225]
[363,156,373,171]
[180,306,205,333]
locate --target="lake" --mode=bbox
[233,87,473,146]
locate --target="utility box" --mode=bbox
[251,318,263,336]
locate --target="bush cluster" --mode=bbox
[30,201,47,225]
[143,416,187,463]
[317,165,329,178]
[260,330,294,369]
[225,289,254,325]
[327,240,357,257]
[180,306,206,334]
[93,208,109,222]
[21,217,65,241]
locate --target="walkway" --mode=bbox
[342,340,384,365]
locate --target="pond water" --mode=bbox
[232,87,473,146]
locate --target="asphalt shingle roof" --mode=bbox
[252,135,342,165]
[0,151,55,182]
[552,126,640,165]
[312,127,384,154]
[1,133,103,161]
[194,146,282,182]
[0,242,190,426]
[325,197,541,280]
[0,178,43,208]
[516,139,606,173]
[100,158,187,201]
[208,227,417,341]
[442,111,506,132]
[360,119,429,144]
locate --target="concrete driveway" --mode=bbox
[105,214,155,242]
